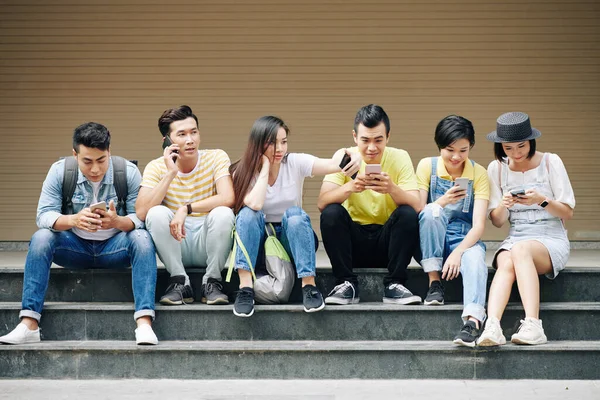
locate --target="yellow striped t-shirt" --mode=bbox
[140,150,231,217]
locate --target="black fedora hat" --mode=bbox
[486,112,541,143]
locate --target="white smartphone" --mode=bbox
[455,178,469,191]
[365,164,381,175]
[90,201,107,213]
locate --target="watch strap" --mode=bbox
[186,203,193,215]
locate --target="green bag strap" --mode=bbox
[265,223,276,237]
[226,228,256,282]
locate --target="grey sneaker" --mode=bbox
[233,287,255,317]
[201,278,229,305]
[383,283,422,304]
[424,280,445,305]
[453,320,481,348]
[325,281,360,305]
[160,275,194,305]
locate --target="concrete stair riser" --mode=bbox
[1,268,599,303]
[0,303,597,341]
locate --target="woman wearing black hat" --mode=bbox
[478,112,575,346]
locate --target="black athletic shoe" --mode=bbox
[453,320,481,348]
[325,281,360,305]
[201,278,229,305]
[424,280,445,305]
[383,283,422,304]
[233,287,255,317]
[159,275,194,305]
[302,285,325,313]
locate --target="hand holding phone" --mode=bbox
[365,164,381,175]
[162,136,179,163]
[454,177,469,191]
[510,189,526,197]
[339,153,358,179]
[90,201,107,214]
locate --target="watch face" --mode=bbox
[540,200,549,208]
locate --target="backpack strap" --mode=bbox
[111,156,128,215]
[226,228,257,283]
[61,156,79,215]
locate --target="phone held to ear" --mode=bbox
[510,188,527,197]
[162,136,178,162]
[339,153,358,179]
[454,177,469,191]
[365,164,381,175]
[90,201,107,214]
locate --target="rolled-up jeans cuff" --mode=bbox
[134,309,155,322]
[19,310,41,322]
[235,264,251,272]
[462,303,486,323]
[421,258,443,273]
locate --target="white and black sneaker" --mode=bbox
[453,320,480,348]
[302,285,325,312]
[383,283,422,305]
[325,281,360,305]
[233,287,255,317]
[424,280,445,305]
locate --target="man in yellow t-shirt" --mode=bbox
[136,105,235,306]
[318,104,422,305]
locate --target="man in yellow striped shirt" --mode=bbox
[136,105,235,306]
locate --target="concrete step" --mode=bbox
[1,266,599,304]
[1,302,598,342]
[1,340,599,379]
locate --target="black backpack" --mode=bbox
[61,156,137,215]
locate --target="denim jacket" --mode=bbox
[36,158,144,230]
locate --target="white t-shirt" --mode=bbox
[72,181,120,241]
[487,152,576,213]
[262,153,316,222]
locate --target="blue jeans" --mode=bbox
[234,206,317,278]
[20,229,157,322]
[419,203,487,322]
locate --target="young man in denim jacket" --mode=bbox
[0,122,158,346]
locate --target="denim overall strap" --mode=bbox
[460,160,475,214]
[428,157,439,203]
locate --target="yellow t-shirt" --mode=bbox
[140,149,231,217]
[415,156,490,200]
[324,147,418,225]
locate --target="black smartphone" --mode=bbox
[339,153,358,179]
[510,189,526,197]
[162,136,178,162]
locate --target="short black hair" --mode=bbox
[434,115,475,150]
[158,105,199,137]
[354,104,390,136]
[73,122,111,153]
[494,139,537,162]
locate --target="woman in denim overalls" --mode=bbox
[417,115,489,347]
[478,112,575,346]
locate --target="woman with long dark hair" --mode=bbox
[229,116,360,317]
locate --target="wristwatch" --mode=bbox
[186,203,193,215]
[539,198,549,208]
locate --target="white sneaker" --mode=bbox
[476,317,506,346]
[135,324,158,345]
[511,317,548,345]
[0,323,41,344]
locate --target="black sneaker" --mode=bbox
[302,285,325,313]
[233,287,255,317]
[383,283,422,304]
[424,280,445,305]
[201,278,229,305]
[453,320,481,348]
[159,275,194,305]
[324,281,360,305]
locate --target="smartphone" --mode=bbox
[365,164,381,175]
[162,136,178,162]
[90,201,107,213]
[455,177,469,191]
[510,189,527,197]
[339,153,358,179]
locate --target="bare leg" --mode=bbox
[511,241,553,320]
[238,269,253,288]
[487,251,515,320]
[302,276,316,287]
